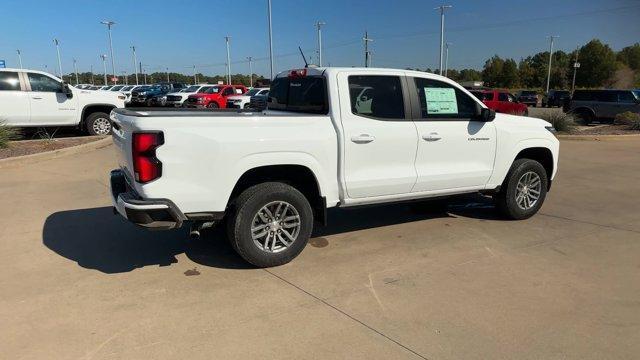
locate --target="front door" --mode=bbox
[26,72,77,126]
[410,77,496,192]
[338,71,419,199]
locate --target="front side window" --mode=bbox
[222,87,234,96]
[498,92,509,102]
[413,77,478,119]
[617,91,635,103]
[0,72,21,91]
[28,73,62,92]
[348,75,404,119]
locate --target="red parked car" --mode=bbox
[184,84,248,109]
[470,89,528,116]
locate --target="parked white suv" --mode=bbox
[110,67,559,267]
[165,84,216,107]
[226,87,269,109]
[0,69,126,135]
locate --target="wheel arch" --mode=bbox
[227,163,327,225]
[514,147,554,189]
[81,103,116,126]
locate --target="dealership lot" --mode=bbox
[1,138,639,359]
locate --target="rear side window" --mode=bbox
[348,75,404,120]
[572,91,592,101]
[27,73,61,92]
[0,72,21,91]
[596,91,616,102]
[268,76,328,114]
[413,77,478,119]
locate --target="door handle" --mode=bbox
[351,134,375,144]
[422,133,442,141]
[32,96,43,100]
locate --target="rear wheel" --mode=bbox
[574,109,594,125]
[494,159,548,220]
[226,182,313,267]
[85,112,112,136]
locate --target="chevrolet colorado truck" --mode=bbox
[109,67,559,267]
[0,68,126,135]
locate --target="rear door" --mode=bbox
[337,71,419,198]
[25,72,77,126]
[410,76,496,192]
[0,71,30,126]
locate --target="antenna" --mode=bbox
[298,46,309,68]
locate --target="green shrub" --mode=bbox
[537,111,576,133]
[614,111,640,130]
[0,123,20,148]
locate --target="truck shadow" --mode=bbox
[42,196,499,274]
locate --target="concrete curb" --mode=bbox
[558,134,640,141]
[0,136,113,169]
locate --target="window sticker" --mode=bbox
[425,87,458,114]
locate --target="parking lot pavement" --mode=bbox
[1,139,639,359]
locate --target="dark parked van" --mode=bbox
[565,89,640,123]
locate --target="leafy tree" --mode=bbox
[458,68,482,82]
[482,55,504,87]
[501,59,519,88]
[575,39,617,87]
[617,43,640,71]
[518,58,536,88]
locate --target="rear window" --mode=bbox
[0,71,20,91]
[268,76,328,114]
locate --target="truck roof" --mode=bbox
[0,68,62,81]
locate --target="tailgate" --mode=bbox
[110,111,136,182]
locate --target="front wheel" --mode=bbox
[207,102,219,109]
[85,112,112,136]
[226,182,314,267]
[494,159,548,220]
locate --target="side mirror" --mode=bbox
[479,107,495,122]
[60,83,73,98]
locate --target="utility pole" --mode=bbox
[166,67,170,82]
[246,57,253,87]
[444,42,451,77]
[545,35,559,94]
[53,38,63,81]
[363,31,373,67]
[73,58,79,85]
[225,36,231,85]
[193,65,197,85]
[100,20,116,84]
[140,62,147,84]
[16,49,23,69]
[100,54,108,85]
[571,46,580,93]
[90,64,95,85]
[315,21,326,66]
[122,71,128,85]
[435,5,452,75]
[267,0,274,79]
[130,46,139,85]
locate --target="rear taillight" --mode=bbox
[132,132,164,183]
[289,69,307,78]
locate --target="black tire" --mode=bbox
[523,109,529,117]
[85,112,112,136]
[494,159,548,220]
[146,99,153,107]
[226,182,314,267]
[574,109,594,125]
[207,102,219,109]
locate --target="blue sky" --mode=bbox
[0,0,638,77]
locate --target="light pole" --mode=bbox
[100,20,116,84]
[100,54,108,85]
[225,36,231,85]
[166,67,170,82]
[571,46,580,93]
[267,0,274,79]
[315,21,326,66]
[363,31,373,67]
[545,35,559,94]
[53,38,63,81]
[435,5,452,75]
[130,46,139,85]
[122,71,128,85]
[444,42,451,77]
[16,50,23,69]
[90,64,95,85]
[247,57,253,87]
[73,58,79,85]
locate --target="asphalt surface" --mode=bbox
[1,138,639,359]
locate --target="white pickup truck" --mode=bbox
[109,67,559,267]
[0,68,126,135]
